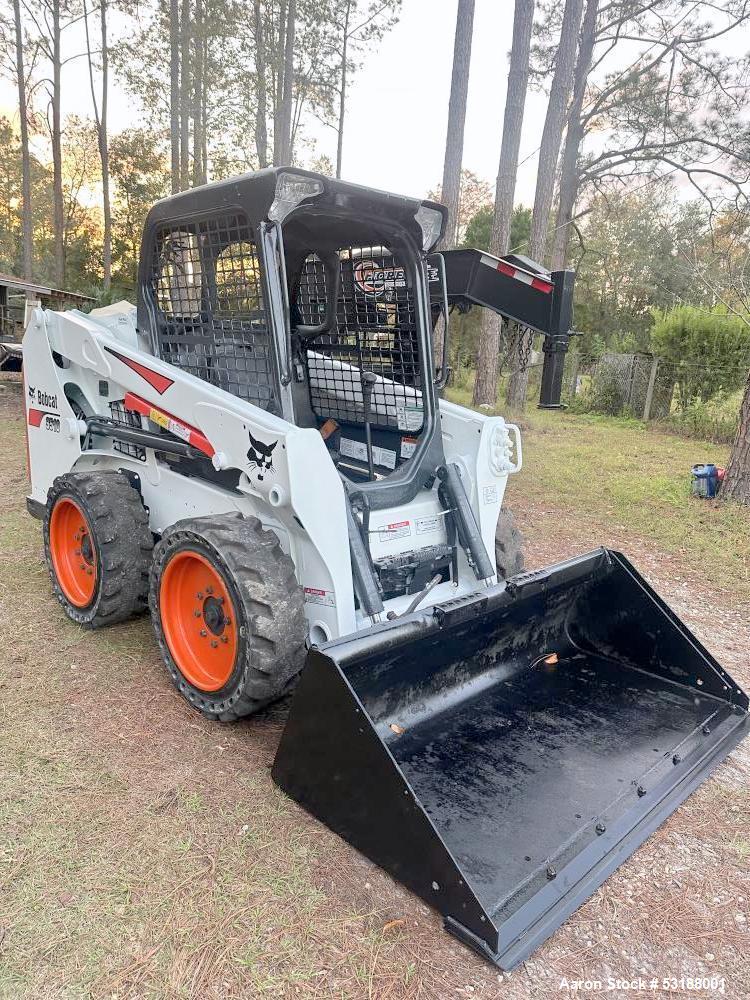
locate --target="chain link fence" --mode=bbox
[556,350,749,442]
[447,321,747,443]
[560,352,672,419]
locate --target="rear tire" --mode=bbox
[44,471,153,627]
[495,508,525,580]
[149,513,307,721]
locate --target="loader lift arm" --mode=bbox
[438,249,575,409]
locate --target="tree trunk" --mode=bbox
[722,372,750,504]
[84,0,112,290]
[272,0,286,164]
[335,0,352,179]
[550,0,598,270]
[51,0,64,286]
[100,1,112,291]
[437,0,475,248]
[505,0,583,410]
[277,0,295,164]
[472,0,533,409]
[13,0,32,280]
[490,0,534,259]
[192,0,205,186]
[180,0,191,190]
[202,92,208,181]
[529,0,583,262]
[170,0,180,191]
[254,0,268,168]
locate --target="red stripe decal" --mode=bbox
[28,408,45,427]
[531,276,554,294]
[495,259,553,294]
[22,369,32,483]
[106,348,174,394]
[124,392,215,458]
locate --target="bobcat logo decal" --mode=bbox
[247,431,277,481]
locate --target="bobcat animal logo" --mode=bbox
[247,431,277,481]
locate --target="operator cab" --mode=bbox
[138,168,449,509]
[281,209,440,485]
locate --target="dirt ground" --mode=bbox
[0,372,748,1000]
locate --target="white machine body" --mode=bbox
[23,301,521,643]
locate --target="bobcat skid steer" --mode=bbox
[23,169,748,970]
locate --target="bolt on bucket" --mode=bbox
[272,549,748,969]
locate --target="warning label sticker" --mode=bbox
[376,520,411,541]
[415,515,441,535]
[400,436,418,459]
[304,587,336,607]
[340,437,397,470]
[395,403,423,432]
[150,407,191,443]
[167,418,191,443]
[483,485,499,505]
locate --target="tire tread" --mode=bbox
[149,513,306,721]
[44,471,154,628]
[495,508,525,580]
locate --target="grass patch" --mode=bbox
[1,373,748,996]
[446,392,750,600]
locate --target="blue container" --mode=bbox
[691,464,718,498]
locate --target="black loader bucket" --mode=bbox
[272,550,749,969]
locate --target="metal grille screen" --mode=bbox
[150,213,278,413]
[109,400,145,462]
[298,247,424,433]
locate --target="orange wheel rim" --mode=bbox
[49,497,98,607]
[159,550,238,692]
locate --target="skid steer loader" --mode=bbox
[22,169,748,970]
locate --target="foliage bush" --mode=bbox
[596,365,630,416]
[650,305,750,404]
[569,359,631,417]
[659,389,742,444]
[462,205,531,253]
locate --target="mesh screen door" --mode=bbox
[297,247,425,434]
[150,212,280,413]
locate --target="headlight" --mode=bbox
[415,205,445,251]
[488,422,515,476]
[269,172,324,222]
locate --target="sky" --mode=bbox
[0,0,549,204]
[331,0,548,203]
[1,0,748,206]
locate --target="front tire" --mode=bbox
[149,514,307,721]
[495,508,525,580]
[44,471,153,627]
